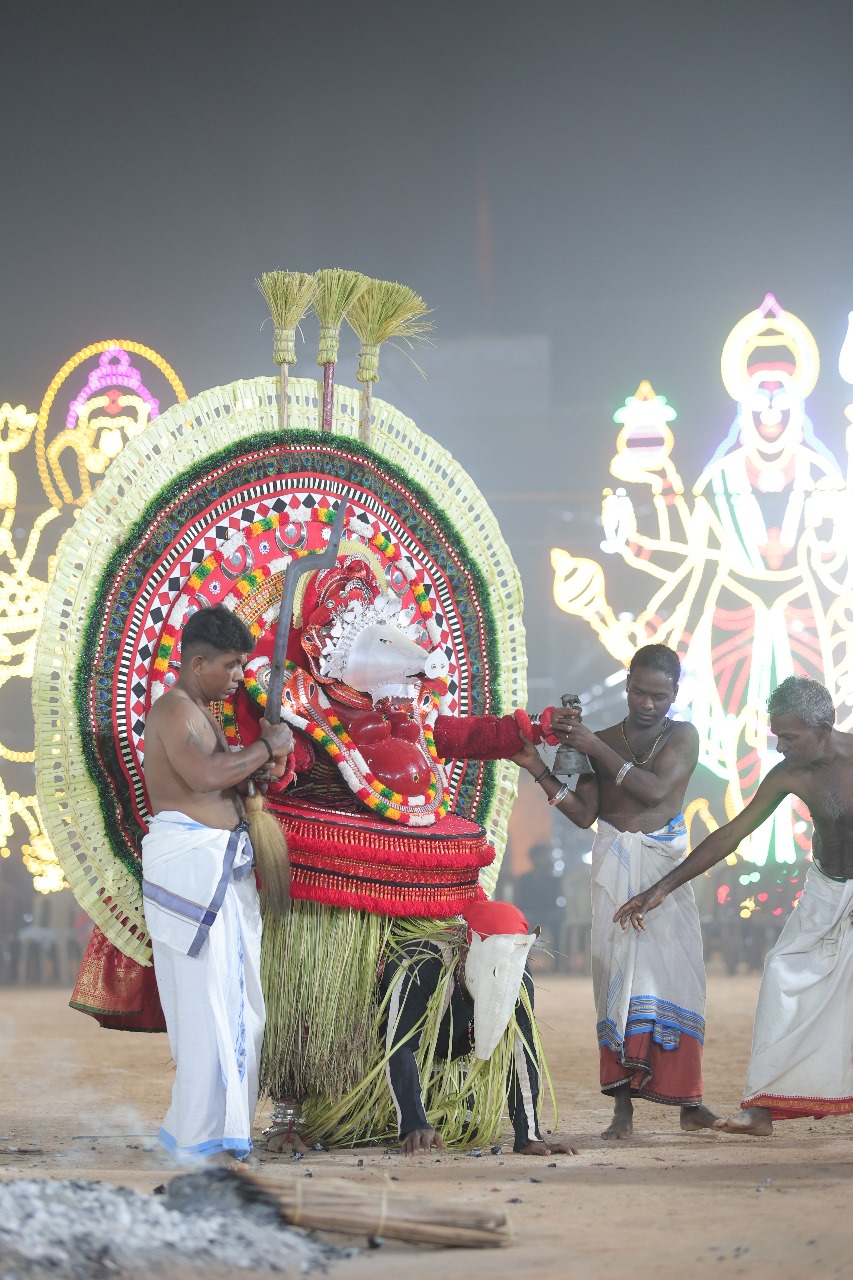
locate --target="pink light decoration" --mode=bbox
[65,347,160,429]
[758,292,783,322]
[716,885,730,904]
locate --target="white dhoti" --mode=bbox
[742,862,853,1120]
[591,817,706,1103]
[141,812,265,1159]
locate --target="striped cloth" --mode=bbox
[591,817,706,1100]
[141,812,265,1159]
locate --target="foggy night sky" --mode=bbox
[3,0,853,692]
[4,2,852,399]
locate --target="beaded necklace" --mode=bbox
[621,716,671,766]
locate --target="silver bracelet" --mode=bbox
[615,761,633,786]
[548,782,572,807]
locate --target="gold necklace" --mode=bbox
[621,717,671,766]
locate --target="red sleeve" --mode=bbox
[433,707,558,761]
[434,712,527,761]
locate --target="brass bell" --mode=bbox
[552,693,595,776]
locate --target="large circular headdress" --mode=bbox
[33,376,526,963]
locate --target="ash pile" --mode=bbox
[0,1169,343,1279]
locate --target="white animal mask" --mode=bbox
[463,929,537,1059]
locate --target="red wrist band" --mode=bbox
[539,706,560,746]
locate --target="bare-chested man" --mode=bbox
[515,643,718,1138]
[616,675,853,1136]
[141,604,293,1160]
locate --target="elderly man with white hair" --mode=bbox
[616,675,853,1135]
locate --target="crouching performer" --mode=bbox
[380,900,575,1156]
[141,606,293,1159]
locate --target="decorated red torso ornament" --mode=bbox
[332,700,433,796]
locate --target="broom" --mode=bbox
[233,1167,512,1248]
[255,270,318,430]
[245,778,291,917]
[346,280,433,447]
[312,268,369,431]
[244,271,319,909]
[246,497,348,923]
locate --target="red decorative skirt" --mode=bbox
[742,1094,853,1121]
[600,1031,704,1106]
[70,804,492,1029]
[272,801,493,916]
[70,926,166,1032]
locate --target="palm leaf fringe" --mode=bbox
[260,900,393,1101]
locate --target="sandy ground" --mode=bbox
[1,971,851,1280]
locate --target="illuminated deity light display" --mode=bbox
[0,342,186,890]
[552,295,853,920]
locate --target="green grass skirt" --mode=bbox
[260,903,554,1148]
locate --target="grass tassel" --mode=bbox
[311,269,369,431]
[346,280,433,446]
[244,784,290,916]
[255,271,318,430]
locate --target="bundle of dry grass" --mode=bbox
[235,1167,512,1249]
[244,782,290,916]
[255,270,318,429]
[312,268,369,430]
[346,279,433,446]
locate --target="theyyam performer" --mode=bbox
[515,643,718,1138]
[33,268,574,1155]
[616,675,853,1135]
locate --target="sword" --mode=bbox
[263,497,348,724]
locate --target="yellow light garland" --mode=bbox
[0,342,187,889]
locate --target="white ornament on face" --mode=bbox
[319,591,449,701]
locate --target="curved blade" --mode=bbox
[263,498,348,724]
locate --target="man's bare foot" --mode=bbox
[601,1116,634,1139]
[602,1094,633,1139]
[680,1103,719,1132]
[202,1150,242,1168]
[713,1106,773,1136]
[515,1138,579,1156]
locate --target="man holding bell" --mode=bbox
[514,643,719,1139]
